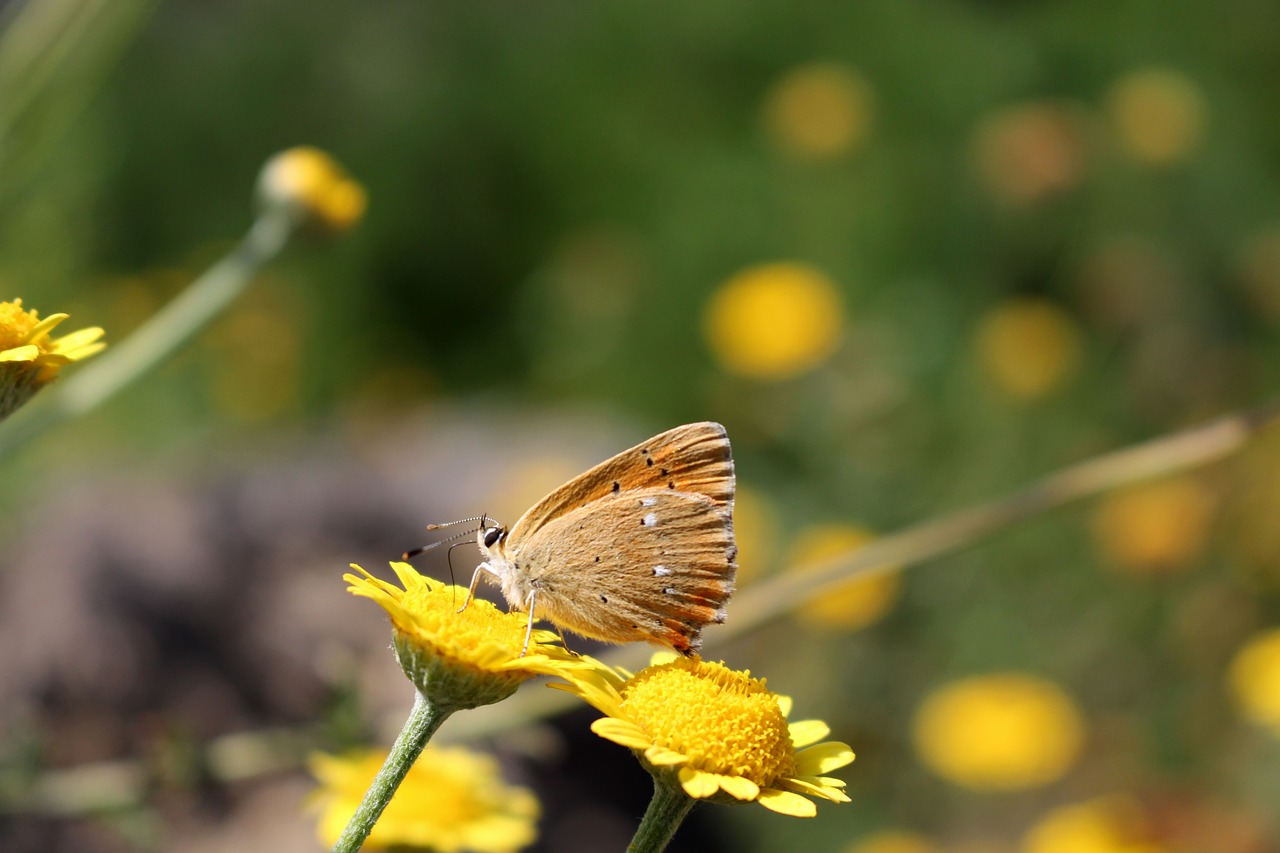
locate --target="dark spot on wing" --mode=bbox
[668,481,676,489]
[594,556,601,562]
[645,457,654,467]
[660,467,669,477]
[600,594,608,603]
[612,481,621,493]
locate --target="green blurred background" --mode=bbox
[4,1,1280,851]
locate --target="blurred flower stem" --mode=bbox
[329,691,449,853]
[0,209,292,461]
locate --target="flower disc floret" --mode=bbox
[558,655,854,817]
[346,562,584,710]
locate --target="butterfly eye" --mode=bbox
[483,526,504,548]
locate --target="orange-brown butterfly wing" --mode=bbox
[506,422,734,540]
[512,487,737,653]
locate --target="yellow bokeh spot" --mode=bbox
[761,62,875,160]
[1106,68,1207,167]
[1023,797,1164,853]
[789,524,900,631]
[912,673,1084,791]
[844,829,938,853]
[309,747,539,853]
[975,298,1082,400]
[1091,477,1215,575]
[703,262,845,380]
[971,102,1087,207]
[258,146,367,234]
[1228,628,1280,733]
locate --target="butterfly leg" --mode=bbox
[459,563,500,614]
[520,588,538,656]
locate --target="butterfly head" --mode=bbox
[477,518,507,557]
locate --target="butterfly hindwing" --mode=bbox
[514,486,737,653]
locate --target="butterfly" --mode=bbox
[412,422,737,656]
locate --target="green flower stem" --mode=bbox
[0,209,293,460]
[331,690,451,853]
[628,777,695,853]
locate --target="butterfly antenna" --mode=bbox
[401,512,491,558]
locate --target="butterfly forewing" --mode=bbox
[506,422,735,541]
[514,487,737,653]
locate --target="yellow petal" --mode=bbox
[25,313,68,343]
[678,767,720,799]
[756,788,817,817]
[51,326,104,351]
[644,745,688,766]
[796,741,856,775]
[0,344,38,362]
[784,776,851,803]
[777,695,794,717]
[788,718,830,748]
[591,718,652,750]
[715,774,761,801]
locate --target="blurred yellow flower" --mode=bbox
[0,298,105,420]
[789,524,901,631]
[346,562,585,710]
[1023,796,1163,853]
[258,146,367,235]
[1091,477,1215,576]
[843,829,938,853]
[975,298,1082,400]
[556,655,854,817]
[1228,627,1280,733]
[703,262,845,380]
[971,102,1087,207]
[309,747,539,852]
[732,484,781,586]
[912,673,1084,791]
[1106,68,1206,167]
[761,62,875,160]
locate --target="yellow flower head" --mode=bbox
[1023,796,1164,853]
[257,146,367,235]
[346,562,584,710]
[789,524,901,631]
[1092,477,1216,576]
[912,673,1084,791]
[975,298,1082,400]
[1106,68,1207,167]
[1228,627,1280,734]
[703,262,845,381]
[557,655,854,817]
[760,62,875,161]
[0,298,105,419]
[309,747,539,852]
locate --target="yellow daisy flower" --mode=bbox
[557,655,854,817]
[703,261,845,381]
[257,146,367,235]
[912,673,1084,791]
[346,562,585,710]
[310,747,539,853]
[0,298,105,419]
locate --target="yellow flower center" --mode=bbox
[397,579,529,658]
[621,659,796,785]
[0,300,39,351]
